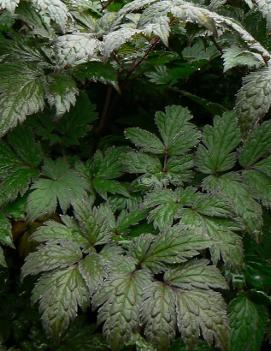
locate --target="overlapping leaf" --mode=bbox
[27,159,89,221]
[195,111,240,174]
[83,147,128,199]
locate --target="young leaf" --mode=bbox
[55,34,102,66]
[31,0,69,32]
[235,65,271,135]
[143,16,170,46]
[253,0,271,30]
[16,2,55,39]
[103,28,143,58]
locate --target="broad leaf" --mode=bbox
[73,200,114,246]
[32,266,90,338]
[164,259,228,290]
[235,65,271,135]
[130,226,211,273]
[179,206,243,267]
[203,173,263,239]
[141,282,176,349]
[83,147,128,198]
[78,253,107,295]
[27,159,89,221]
[243,169,271,208]
[55,33,101,66]
[47,73,79,116]
[222,46,264,72]
[175,290,229,350]
[124,151,162,175]
[31,0,69,32]
[92,269,151,349]
[30,219,88,246]
[155,105,200,156]
[195,112,240,174]
[0,63,45,136]
[22,240,82,278]
[125,127,164,154]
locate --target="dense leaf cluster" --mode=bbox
[1,1,271,351]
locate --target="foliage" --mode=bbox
[1,0,271,351]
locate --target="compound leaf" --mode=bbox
[27,159,89,221]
